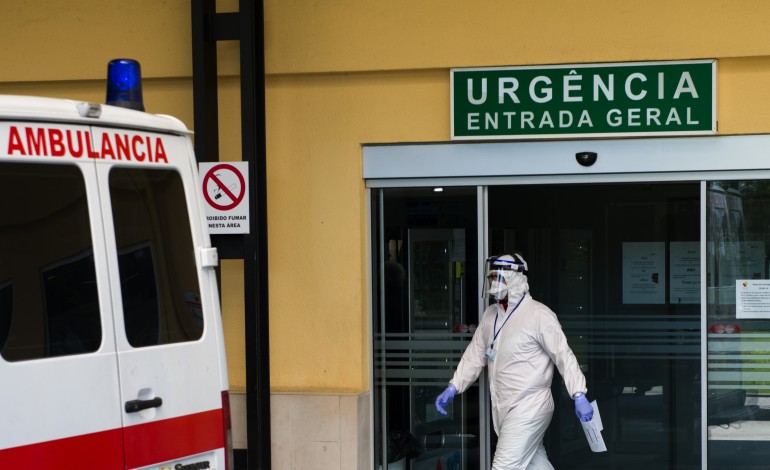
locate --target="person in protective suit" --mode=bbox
[435,253,593,469]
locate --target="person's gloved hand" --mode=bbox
[573,392,593,422]
[435,384,458,415]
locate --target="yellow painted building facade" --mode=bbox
[4,1,770,468]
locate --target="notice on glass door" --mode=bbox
[623,242,666,304]
[670,241,700,304]
[736,279,770,319]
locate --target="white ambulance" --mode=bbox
[0,90,232,469]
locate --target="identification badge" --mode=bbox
[485,346,496,361]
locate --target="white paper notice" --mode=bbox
[736,279,770,319]
[670,241,700,304]
[581,401,607,452]
[622,242,666,304]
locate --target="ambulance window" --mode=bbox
[0,163,101,361]
[0,282,12,351]
[109,167,203,347]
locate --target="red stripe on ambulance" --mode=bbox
[124,408,225,469]
[0,428,123,469]
[0,409,224,469]
[5,126,168,163]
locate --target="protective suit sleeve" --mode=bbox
[539,316,587,397]
[449,308,493,393]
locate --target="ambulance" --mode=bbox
[0,60,233,469]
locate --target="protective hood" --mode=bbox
[483,253,529,303]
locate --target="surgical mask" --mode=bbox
[487,280,509,300]
[485,270,514,300]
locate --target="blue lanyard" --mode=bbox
[492,293,526,343]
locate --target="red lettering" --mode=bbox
[67,130,85,158]
[25,128,47,155]
[101,134,116,160]
[49,129,65,157]
[115,134,130,160]
[132,135,146,161]
[86,132,100,159]
[7,126,26,155]
[154,138,168,163]
[6,127,172,163]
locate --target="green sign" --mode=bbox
[451,60,715,140]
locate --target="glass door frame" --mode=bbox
[370,185,487,470]
[700,174,770,469]
[366,135,770,470]
[700,180,707,470]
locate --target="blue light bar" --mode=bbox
[106,59,144,111]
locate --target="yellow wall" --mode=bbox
[718,58,770,134]
[4,1,770,394]
[265,70,448,392]
[2,1,192,82]
[265,0,770,74]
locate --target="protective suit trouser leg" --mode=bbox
[491,410,554,470]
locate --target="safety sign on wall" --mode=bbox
[199,162,249,234]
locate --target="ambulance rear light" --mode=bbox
[106,58,145,112]
[222,391,235,470]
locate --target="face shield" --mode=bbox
[482,254,528,300]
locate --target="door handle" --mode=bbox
[125,397,163,413]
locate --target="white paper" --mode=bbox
[581,401,607,452]
[622,242,666,304]
[670,241,700,304]
[736,279,770,319]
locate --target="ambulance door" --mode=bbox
[0,123,124,468]
[91,127,227,469]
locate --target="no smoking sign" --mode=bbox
[199,162,249,234]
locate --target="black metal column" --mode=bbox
[191,1,270,469]
[238,1,271,469]
[191,0,219,165]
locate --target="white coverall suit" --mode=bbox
[449,293,587,469]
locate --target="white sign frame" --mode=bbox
[199,161,250,235]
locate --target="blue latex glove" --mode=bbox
[573,392,593,422]
[435,384,457,415]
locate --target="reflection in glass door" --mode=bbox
[488,182,701,469]
[373,182,706,469]
[373,187,480,470]
[707,180,770,469]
